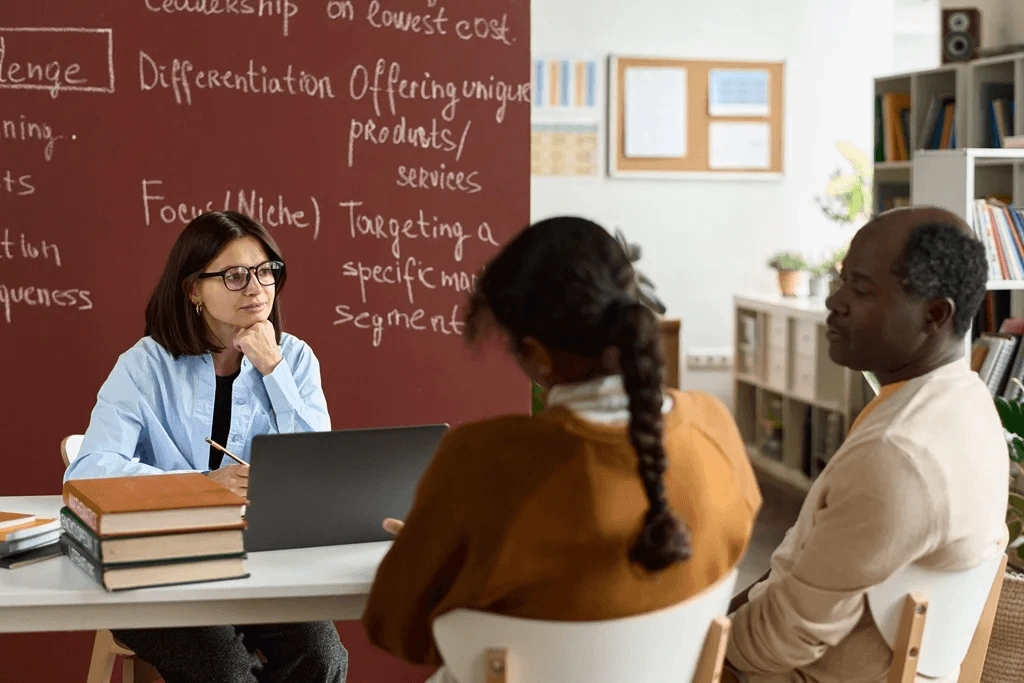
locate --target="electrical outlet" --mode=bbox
[686,349,733,371]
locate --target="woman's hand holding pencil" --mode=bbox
[204,438,249,498]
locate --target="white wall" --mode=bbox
[894,0,940,72]
[531,0,896,364]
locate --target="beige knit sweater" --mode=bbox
[727,360,1008,683]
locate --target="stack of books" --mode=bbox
[973,318,1024,399]
[0,512,61,569]
[60,473,249,591]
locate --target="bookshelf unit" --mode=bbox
[733,294,872,494]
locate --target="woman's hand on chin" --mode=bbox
[233,320,282,375]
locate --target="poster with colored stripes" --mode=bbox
[533,57,599,111]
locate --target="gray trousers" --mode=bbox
[112,621,347,683]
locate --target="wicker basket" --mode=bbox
[981,568,1024,682]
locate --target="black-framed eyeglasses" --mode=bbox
[197,260,284,292]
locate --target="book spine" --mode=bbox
[61,537,106,590]
[59,509,101,560]
[64,494,100,535]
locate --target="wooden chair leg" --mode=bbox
[484,648,507,683]
[888,594,928,683]
[694,617,731,683]
[121,655,135,683]
[959,554,1009,683]
[86,630,119,683]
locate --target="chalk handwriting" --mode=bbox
[333,302,464,348]
[364,0,449,35]
[139,51,335,105]
[144,0,299,38]
[0,29,115,97]
[326,0,356,20]
[340,257,478,305]
[360,2,514,46]
[1,114,65,161]
[396,163,482,194]
[338,201,504,262]
[0,284,92,323]
[142,180,322,239]
[0,230,61,266]
[349,58,529,123]
[347,116,471,167]
[0,170,34,196]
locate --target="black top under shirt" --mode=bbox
[209,369,241,470]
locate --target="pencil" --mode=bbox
[205,438,249,467]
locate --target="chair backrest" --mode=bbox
[432,568,738,683]
[60,434,84,468]
[866,552,1006,679]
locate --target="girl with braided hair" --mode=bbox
[363,216,762,670]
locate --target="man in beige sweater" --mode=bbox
[726,207,1009,683]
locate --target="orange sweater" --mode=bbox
[362,390,762,666]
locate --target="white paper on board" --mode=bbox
[623,67,687,158]
[709,122,771,169]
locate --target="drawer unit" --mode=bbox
[791,353,816,402]
[767,314,787,352]
[793,320,818,358]
[766,348,787,392]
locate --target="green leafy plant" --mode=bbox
[994,393,1024,568]
[809,245,849,279]
[767,252,808,272]
[817,142,873,225]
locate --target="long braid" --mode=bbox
[466,216,692,572]
[613,299,692,571]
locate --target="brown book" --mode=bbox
[62,473,245,537]
[0,512,34,532]
[0,518,58,543]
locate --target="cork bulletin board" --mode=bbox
[608,56,785,179]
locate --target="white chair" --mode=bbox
[431,568,737,683]
[60,435,162,683]
[867,552,1008,683]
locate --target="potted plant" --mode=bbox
[768,252,808,298]
[980,393,1024,680]
[807,260,832,299]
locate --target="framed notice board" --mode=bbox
[609,56,785,179]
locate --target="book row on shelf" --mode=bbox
[973,317,1024,400]
[874,84,1021,163]
[972,199,1024,282]
[875,93,912,162]
[917,95,958,152]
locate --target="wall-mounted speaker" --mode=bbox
[942,8,981,63]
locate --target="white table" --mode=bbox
[0,496,390,633]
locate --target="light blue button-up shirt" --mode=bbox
[64,333,330,481]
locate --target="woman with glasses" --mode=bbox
[64,211,346,683]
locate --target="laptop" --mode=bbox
[243,424,448,552]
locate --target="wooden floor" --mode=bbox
[736,473,806,590]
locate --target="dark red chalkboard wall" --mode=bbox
[0,1,529,680]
